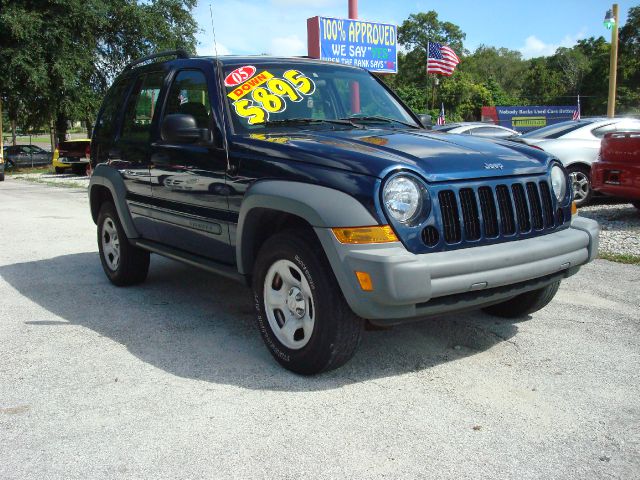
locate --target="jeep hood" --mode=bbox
[237,128,551,182]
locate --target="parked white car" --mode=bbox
[519,118,640,206]
[433,122,520,138]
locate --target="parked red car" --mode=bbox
[591,132,640,211]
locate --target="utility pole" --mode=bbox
[349,0,360,113]
[606,4,619,118]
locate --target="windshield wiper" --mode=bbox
[341,115,420,129]
[254,118,363,128]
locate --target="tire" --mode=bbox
[97,202,150,286]
[568,165,593,207]
[0,172,4,182]
[54,167,65,174]
[253,230,364,375]
[632,201,640,212]
[482,281,561,318]
[71,164,86,176]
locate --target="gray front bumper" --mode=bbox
[315,216,599,321]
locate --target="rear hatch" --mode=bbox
[600,132,640,164]
[58,140,90,159]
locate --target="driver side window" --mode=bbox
[164,70,211,130]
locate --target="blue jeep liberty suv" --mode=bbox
[88,51,599,374]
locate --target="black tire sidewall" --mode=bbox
[253,233,358,374]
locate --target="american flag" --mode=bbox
[572,95,581,121]
[427,42,460,76]
[437,103,446,126]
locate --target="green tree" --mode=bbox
[396,11,466,92]
[0,0,197,149]
[618,5,640,113]
[460,46,528,99]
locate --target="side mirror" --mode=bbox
[418,114,432,129]
[161,114,211,144]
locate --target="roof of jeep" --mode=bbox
[210,55,363,69]
[127,54,363,73]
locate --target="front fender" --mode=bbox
[236,180,379,275]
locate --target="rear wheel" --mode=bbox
[568,165,593,207]
[97,202,149,286]
[71,164,86,176]
[482,281,561,318]
[54,167,65,174]
[253,230,364,374]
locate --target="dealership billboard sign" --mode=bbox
[482,105,579,132]
[307,16,397,73]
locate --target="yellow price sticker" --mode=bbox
[228,71,274,101]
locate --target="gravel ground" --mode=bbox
[579,201,640,256]
[7,173,640,257]
[1,179,639,480]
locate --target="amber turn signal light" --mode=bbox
[571,201,578,215]
[331,225,398,244]
[355,271,374,291]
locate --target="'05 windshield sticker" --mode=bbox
[224,65,257,87]
[228,69,316,125]
[227,71,274,101]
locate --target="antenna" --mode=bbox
[209,3,231,170]
[209,3,220,59]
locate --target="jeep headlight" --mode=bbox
[550,165,567,201]
[383,175,423,223]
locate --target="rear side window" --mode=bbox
[522,121,588,139]
[121,71,166,143]
[95,78,129,138]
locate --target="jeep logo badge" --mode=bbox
[484,163,504,170]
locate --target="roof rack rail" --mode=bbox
[125,49,190,70]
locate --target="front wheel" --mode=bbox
[253,231,364,375]
[568,165,593,207]
[482,281,561,318]
[97,202,150,286]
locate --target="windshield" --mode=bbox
[222,63,419,132]
[522,120,592,139]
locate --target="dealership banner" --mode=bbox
[307,16,397,73]
[482,106,579,132]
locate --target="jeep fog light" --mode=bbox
[550,165,567,201]
[383,175,423,223]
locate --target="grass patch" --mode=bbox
[12,176,86,189]
[6,166,53,175]
[599,252,640,265]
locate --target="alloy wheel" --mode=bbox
[263,259,316,350]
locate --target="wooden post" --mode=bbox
[607,4,619,118]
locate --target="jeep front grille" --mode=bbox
[435,180,557,245]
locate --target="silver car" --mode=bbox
[519,118,640,206]
[433,122,520,138]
